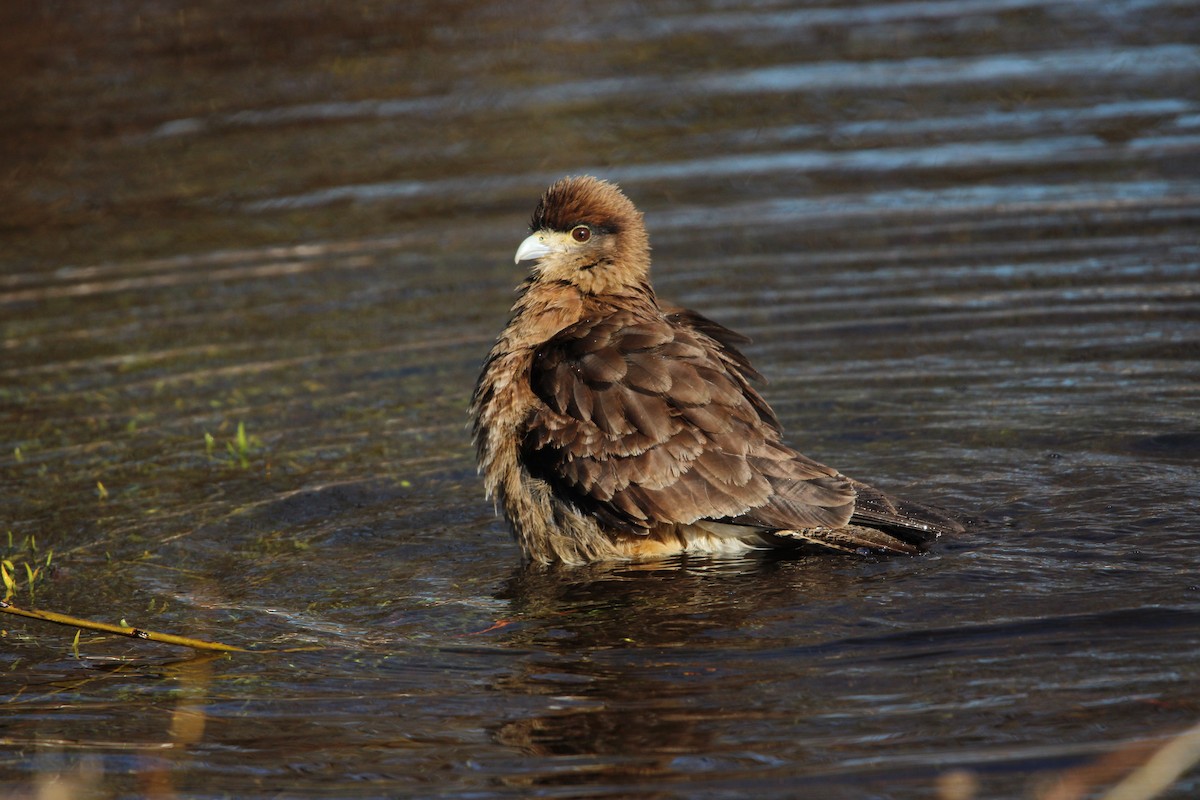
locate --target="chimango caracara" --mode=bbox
[471,176,963,565]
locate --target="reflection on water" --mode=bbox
[2,0,1199,797]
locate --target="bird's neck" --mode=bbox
[469,277,657,522]
[505,279,586,349]
[507,278,658,342]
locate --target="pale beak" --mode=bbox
[514,232,558,264]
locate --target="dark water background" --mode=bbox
[2,1,1199,797]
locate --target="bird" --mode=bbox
[471,176,964,565]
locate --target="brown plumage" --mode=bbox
[471,176,964,565]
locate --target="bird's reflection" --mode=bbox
[487,554,879,789]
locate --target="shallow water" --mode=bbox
[2,1,1199,797]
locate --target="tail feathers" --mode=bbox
[770,524,925,556]
[848,479,965,539]
[694,476,966,558]
[769,479,965,556]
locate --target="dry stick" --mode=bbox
[0,600,248,653]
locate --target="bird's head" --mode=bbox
[515,176,652,296]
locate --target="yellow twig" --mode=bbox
[0,600,248,653]
[1101,720,1200,800]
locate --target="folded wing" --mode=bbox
[521,308,859,537]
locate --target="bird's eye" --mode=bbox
[571,225,591,243]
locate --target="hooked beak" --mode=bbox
[514,232,560,264]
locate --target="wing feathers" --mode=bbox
[622,390,675,441]
[524,307,857,535]
[580,349,627,384]
[694,448,754,487]
[569,379,594,422]
[624,356,674,394]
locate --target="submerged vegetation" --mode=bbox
[1,531,54,604]
[204,421,264,469]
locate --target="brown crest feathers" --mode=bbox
[531,175,640,235]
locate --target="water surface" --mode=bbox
[2,1,1198,797]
